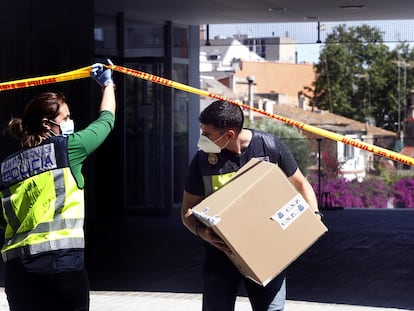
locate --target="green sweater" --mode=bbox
[68,110,115,188]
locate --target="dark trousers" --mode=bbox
[5,259,90,311]
[202,246,286,311]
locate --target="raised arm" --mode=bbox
[91,61,116,115]
[100,84,116,115]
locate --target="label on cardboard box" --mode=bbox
[270,193,309,230]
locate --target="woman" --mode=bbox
[0,62,116,311]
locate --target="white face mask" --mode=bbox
[60,119,75,136]
[197,133,229,153]
[49,119,75,137]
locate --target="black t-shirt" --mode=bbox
[185,129,298,197]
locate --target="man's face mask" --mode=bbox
[49,119,75,137]
[197,132,229,153]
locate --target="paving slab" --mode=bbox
[1,208,413,310]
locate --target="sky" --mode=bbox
[208,19,414,64]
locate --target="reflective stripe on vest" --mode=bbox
[2,236,84,262]
[1,187,20,232]
[0,138,85,262]
[3,217,84,251]
[202,172,236,196]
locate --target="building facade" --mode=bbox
[0,2,201,218]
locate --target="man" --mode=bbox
[181,100,319,311]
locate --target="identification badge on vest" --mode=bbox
[208,153,218,165]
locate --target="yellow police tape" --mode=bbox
[0,66,91,92]
[108,64,414,166]
[0,63,413,166]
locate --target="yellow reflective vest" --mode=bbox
[0,137,85,262]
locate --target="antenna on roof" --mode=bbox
[317,21,322,43]
[206,24,211,46]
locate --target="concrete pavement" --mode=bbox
[1,208,414,310]
[0,287,411,310]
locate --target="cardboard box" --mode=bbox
[191,158,328,286]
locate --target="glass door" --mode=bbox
[124,59,171,213]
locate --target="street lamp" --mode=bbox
[247,76,255,122]
[392,59,412,145]
[354,72,371,115]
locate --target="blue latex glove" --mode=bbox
[91,60,114,87]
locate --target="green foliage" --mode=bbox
[245,118,310,174]
[307,24,414,131]
[377,163,414,185]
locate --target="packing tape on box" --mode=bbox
[191,208,221,226]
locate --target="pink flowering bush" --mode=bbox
[309,175,399,209]
[392,178,414,208]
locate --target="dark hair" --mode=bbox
[8,92,67,147]
[199,100,244,132]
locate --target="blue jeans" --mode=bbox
[202,246,286,311]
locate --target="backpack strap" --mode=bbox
[260,133,278,163]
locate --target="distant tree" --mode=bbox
[305,24,414,131]
[386,42,414,131]
[246,118,310,174]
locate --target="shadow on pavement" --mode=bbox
[286,209,414,309]
[1,208,413,310]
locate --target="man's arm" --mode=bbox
[181,190,204,235]
[288,168,319,212]
[181,190,231,253]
